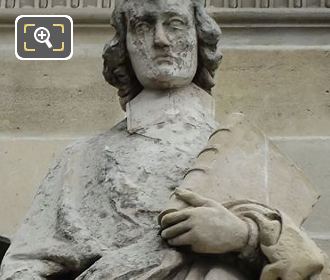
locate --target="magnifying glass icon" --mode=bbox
[34,27,53,49]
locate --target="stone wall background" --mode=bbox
[0,0,330,261]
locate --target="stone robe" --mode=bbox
[0,87,328,280]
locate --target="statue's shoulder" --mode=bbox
[63,118,129,155]
[43,119,130,179]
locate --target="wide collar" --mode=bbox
[126,84,217,139]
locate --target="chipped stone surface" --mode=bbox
[0,139,72,238]
[1,0,329,278]
[0,86,220,279]
[167,114,319,225]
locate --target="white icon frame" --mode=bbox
[15,15,73,61]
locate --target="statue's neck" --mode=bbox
[126,83,217,134]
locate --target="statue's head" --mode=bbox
[103,0,222,110]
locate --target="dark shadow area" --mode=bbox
[46,255,102,280]
[47,271,80,280]
[0,236,10,265]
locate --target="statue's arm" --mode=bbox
[0,152,69,280]
[0,145,101,280]
[160,190,326,280]
[230,201,326,280]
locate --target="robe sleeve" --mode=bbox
[0,143,103,280]
[74,238,185,280]
[229,201,326,280]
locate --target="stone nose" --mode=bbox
[154,23,170,48]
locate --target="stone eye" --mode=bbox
[167,17,186,29]
[135,22,151,34]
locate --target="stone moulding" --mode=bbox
[0,0,329,25]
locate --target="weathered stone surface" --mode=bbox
[215,49,330,137]
[274,139,330,234]
[0,26,124,137]
[267,142,320,226]
[186,116,318,225]
[315,240,330,259]
[1,0,329,278]
[0,139,71,237]
[0,86,222,279]
[165,114,319,225]
[1,25,329,136]
[160,113,326,279]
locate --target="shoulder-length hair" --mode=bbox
[102,1,222,110]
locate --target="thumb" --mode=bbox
[174,188,215,207]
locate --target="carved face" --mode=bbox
[125,0,198,90]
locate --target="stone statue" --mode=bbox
[1,0,329,279]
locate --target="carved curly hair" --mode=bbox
[102,0,222,111]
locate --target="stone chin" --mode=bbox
[136,65,197,90]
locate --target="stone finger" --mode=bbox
[175,188,215,207]
[161,210,191,229]
[161,221,191,240]
[167,231,193,247]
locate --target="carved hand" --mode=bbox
[160,189,249,254]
